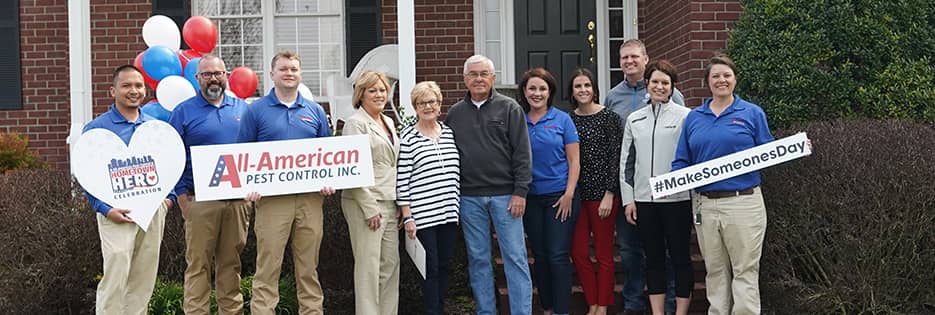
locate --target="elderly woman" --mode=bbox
[395,81,461,315]
[518,68,580,315]
[341,70,401,315]
[621,60,693,315]
[567,68,621,315]
[672,55,775,315]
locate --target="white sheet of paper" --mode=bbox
[405,236,427,279]
[649,132,811,199]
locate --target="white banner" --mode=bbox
[649,133,811,199]
[190,135,375,201]
[72,121,185,231]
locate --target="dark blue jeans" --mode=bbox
[416,222,459,315]
[524,191,580,315]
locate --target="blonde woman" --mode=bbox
[396,81,461,315]
[341,70,401,315]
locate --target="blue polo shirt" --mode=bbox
[82,105,178,216]
[237,88,331,142]
[526,106,580,195]
[672,95,774,192]
[168,94,248,195]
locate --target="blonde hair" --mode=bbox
[410,81,442,106]
[352,70,391,109]
[271,51,301,69]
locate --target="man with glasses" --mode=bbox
[445,55,533,315]
[169,54,252,315]
[238,51,335,315]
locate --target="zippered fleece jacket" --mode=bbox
[620,99,691,204]
[445,89,532,197]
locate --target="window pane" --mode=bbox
[485,11,500,40]
[320,44,342,71]
[276,0,296,13]
[193,0,219,16]
[220,19,243,45]
[320,16,342,44]
[244,18,263,45]
[609,10,624,38]
[274,18,298,44]
[293,45,321,69]
[220,0,241,15]
[243,0,260,14]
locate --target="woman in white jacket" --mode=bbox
[620,60,693,315]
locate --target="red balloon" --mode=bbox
[134,51,160,90]
[183,16,218,54]
[177,49,202,69]
[228,67,258,99]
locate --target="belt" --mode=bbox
[699,188,755,199]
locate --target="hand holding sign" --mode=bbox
[72,121,185,231]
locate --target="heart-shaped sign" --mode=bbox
[72,120,185,231]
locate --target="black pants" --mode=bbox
[636,201,694,297]
[416,222,459,315]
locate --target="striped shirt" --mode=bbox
[396,122,461,229]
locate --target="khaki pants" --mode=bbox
[251,193,325,315]
[341,198,399,315]
[693,187,767,315]
[183,198,252,315]
[95,203,168,315]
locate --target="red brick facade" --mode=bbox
[639,0,742,107]
[6,0,740,168]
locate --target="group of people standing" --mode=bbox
[86,38,775,315]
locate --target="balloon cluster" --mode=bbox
[136,15,259,121]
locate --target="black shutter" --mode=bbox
[152,0,191,50]
[0,0,22,110]
[345,0,382,76]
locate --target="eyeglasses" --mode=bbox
[198,71,228,78]
[465,71,493,79]
[414,100,439,108]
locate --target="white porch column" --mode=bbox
[67,0,92,174]
[397,0,415,116]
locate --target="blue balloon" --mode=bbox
[184,57,201,92]
[141,46,182,81]
[141,102,171,122]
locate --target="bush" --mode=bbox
[148,275,298,314]
[727,0,935,129]
[759,119,935,314]
[0,133,46,172]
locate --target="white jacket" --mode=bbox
[620,100,691,204]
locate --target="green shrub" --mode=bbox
[0,132,46,172]
[759,119,935,314]
[148,275,298,314]
[727,0,935,129]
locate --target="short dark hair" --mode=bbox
[112,64,142,83]
[644,59,678,83]
[517,67,558,113]
[566,68,600,108]
[703,54,738,86]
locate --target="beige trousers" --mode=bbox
[183,197,252,315]
[341,198,400,315]
[694,187,767,315]
[95,203,168,315]
[250,193,325,315]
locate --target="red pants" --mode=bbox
[571,198,619,306]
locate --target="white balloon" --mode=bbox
[142,15,181,51]
[266,83,315,102]
[156,75,196,111]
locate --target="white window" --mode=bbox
[473,0,515,85]
[193,0,345,101]
[597,0,638,95]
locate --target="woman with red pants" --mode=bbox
[568,68,622,315]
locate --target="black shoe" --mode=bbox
[622,310,645,315]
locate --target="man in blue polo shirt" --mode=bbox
[83,65,177,315]
[238,51,335,315]
[168,54,251,315]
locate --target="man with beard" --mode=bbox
[238,51,334,315]
[168,54,252,314]
[84,65,176,315]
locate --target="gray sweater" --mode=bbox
[445,89,532,196]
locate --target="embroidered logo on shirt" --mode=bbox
[543,125,558,129]
[300,116,315,123]
[234,117,241,121]
[730,118,748,126]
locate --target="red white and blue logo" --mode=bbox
[109,155,159,194]
[209,154,242,188]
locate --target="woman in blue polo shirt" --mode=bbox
[518,68,580,315]
[672,55,775,314]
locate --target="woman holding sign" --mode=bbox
[671,55,775,314]
[620,60,693,315]
[341,70,401,315]
[395,81,461,315]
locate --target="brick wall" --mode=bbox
[381,0,475,115]
[4,0,151,170]
[639,0,742,107]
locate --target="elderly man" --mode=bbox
[84,64,176,315]
[238,51,335,315]
[444,55,533,315]
[168,54,251,315]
